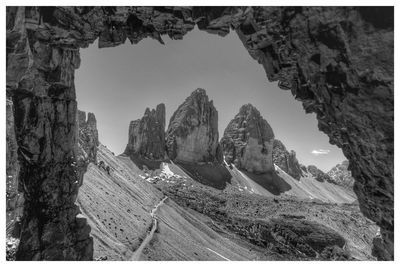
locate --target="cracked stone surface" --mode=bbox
[6,6,393,260]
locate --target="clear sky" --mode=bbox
[75,27,346,172]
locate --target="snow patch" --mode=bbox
[161,162,175,179]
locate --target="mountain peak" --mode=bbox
[191,88,207,96]
[124,104,166,160]
[221,104,275,174]
[166,89,221,163]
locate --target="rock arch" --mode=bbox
[6,6,393,260]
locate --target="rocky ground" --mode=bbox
[73,143,377,261]
[5,94,379,261]
[6,138,377,261]
[117,156,377,260]
[76,145,290,260]
[155,176,377,260]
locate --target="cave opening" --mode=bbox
[6,6,393,261]
[72,26,373,259]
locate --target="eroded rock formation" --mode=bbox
[327,160,354,189]
[166,89,222,163]
[124,104,166,160]
[272,139,302,180]
[221,104,275,174]
[6,6,393,260]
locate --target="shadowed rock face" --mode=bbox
[166,89,222,163]
[124,104,166,160]
[272,139,302,180]
[6,6,393,260]
[221,104,275,174]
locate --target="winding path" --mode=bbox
[130,196,168,260]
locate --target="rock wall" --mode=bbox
[166,89,222,163]
[7,7,93,260]
[6,97,23,237]
[234,7,394,259]
[124,104,166,160]
[221,104,275,174]
[272,139,302,180]
[6,6,393,260]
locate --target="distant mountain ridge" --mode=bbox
[119,88,354,192]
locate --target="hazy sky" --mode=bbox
[75,27,346,172]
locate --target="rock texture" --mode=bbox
[77,110,99,164]
[124,104,166,160]
[166,89,222,163]
[162,184,373,260]
[6,6,393,260]
[272,139,302,180]
[327,161,354,189]
[221,104,275,174]
[6,98,23,237]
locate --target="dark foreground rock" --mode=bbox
[221,104,275,174]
